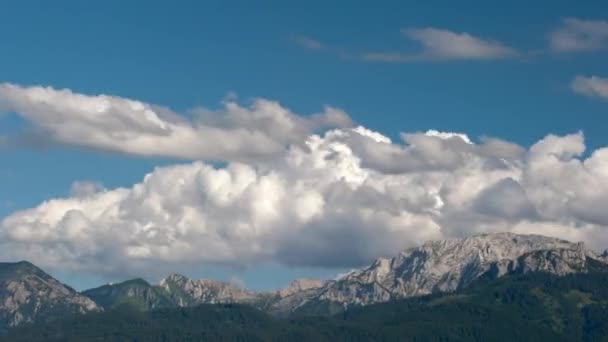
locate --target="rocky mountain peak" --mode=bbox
[294,232,606,313]
[0,261,45,278]
[158,274,256,307]
[0,261,100,330]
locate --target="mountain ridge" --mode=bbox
[9,270,608,341]
[77,232,608,317]
[2,232,607,330]
[295,232,603,314]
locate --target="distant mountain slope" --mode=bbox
[81,274,327,313]
[0,261,100,332]
[82,273,272,312]
[81,278,174,311]
[289,232,608,315]
[8,270,608,341]
[158,273,259,306]
[334,269,608,341]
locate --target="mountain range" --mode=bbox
[1,232,607,333]
[8,262,608,341]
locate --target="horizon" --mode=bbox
[0,231,601,293]
[1,0,608,293]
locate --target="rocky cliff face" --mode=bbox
[0,261,100,331]
[158,274,257,306]
[290,233,606,314]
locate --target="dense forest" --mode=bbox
[5,268,608,341]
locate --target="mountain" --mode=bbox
[81,274,327,313]
[158,273,259,306]
[0,261,100,332]
[81,273,268,312]
[8,271,608,341]
[333,270,608,341]
[79,232,608,317]
[289,232,608,315]
[2,231,608,337]
[81,278,174,311]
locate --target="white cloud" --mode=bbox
[571,75,608,99]
[0,83,353,161]
[364,27,516,62]
[2,125,608,279]
[424,129,472,144]
[550,18,608,52]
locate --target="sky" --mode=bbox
[0,0,608,291]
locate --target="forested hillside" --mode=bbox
[7,270,608,341]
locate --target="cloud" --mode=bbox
[0,83,353,161]
[292,35,323,50]
[550,18,608,52]
[2,124,608,279]
[364,27,517,62]
[571,75,608,99]
[70,181,105,198]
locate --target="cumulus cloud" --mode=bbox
[364,27,517,62]
[0,83,353,161]
[2,125,608,279]
[571,75,608,99]
[550,18,608,52]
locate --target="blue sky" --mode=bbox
[0,0,607,291]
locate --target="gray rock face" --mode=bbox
[0,261,100,330]
[489,245,588,277]
[159,274,257,306]
[293,233,606,313]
